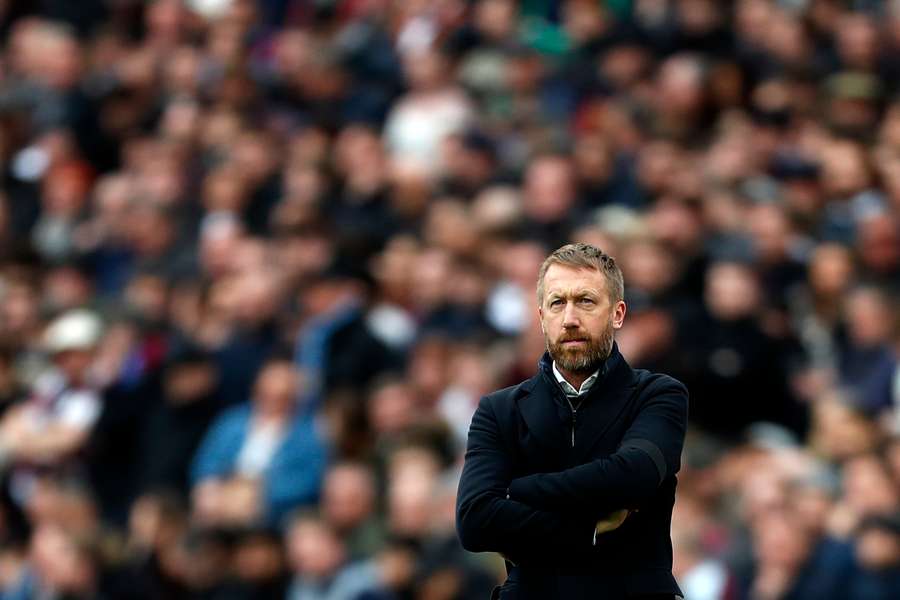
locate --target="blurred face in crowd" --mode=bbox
[820,141,870,198]
[648,197,703,252]
[539,264,625,375]
[790,482,835,536]
[372,235,419,303]
[26,478,98,538]
[229,131,280,188]
[31,524,95,595]
[53,348,95,385]
[252,362,298,418]
[125,273,169,325]
[808,243,854,299]
[232,268,281,325]
[836,13,878,70]
[232,532,284,584]
[563,0,608,45]
[810,397,880,461]
[844,287,894,347]
[498,240,546,289]
[407,336,450,403]
[523,156,576,224]
[739,468,787,524]
[764,10,810,67]
[164,360,217,405]
[287,518,345,578]
[620,239,677,296]
[751,511,812,570]
[92,174,132,236]
[42,163,91,217]
[424,199,479,255]
[199,213,245,277]
[179,533,230,591]
[203,166,248,213]
[857,526,900,570]
[600,44,651,91]
[127,204,174,258]
[128,493,186,554]
[856,213,900,274]
[369,379,417,435]
[1,281,40,340]
[656,54,706,117]
[388,448,440,537]
[842,454,899,516]
[637,141,679,195]
[704,262,760,321]
[748,203,792,264]
[402,48,449,92]
[573,134,615,186]
[43,266,92,313]
[475,0,517,41]
[322,463,376,532]
[410,248,452,310]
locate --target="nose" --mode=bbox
[562,302,580,328]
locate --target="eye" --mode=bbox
[578,297,596,306]
[549,298,563,307]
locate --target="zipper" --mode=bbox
[540,367,583,450]
[566,397,577,447]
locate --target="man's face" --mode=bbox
[53,348,94,384]
[539,264,626,374]
[253,362,298,416]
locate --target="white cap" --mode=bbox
[187,0,233,19]
[43,310,103,354]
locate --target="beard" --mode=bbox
[545,319,615,374]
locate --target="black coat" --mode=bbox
[456,344,688,599]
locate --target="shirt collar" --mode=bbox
[552,362,600,398]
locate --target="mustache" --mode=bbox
[558,333,591,342]
[545,320,614,374]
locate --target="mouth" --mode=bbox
[561,339,588,346]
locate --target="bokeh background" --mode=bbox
[0,0,898,599]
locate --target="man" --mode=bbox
[0,310,104,501]
[456,243,688,599]
[191,359,328,526]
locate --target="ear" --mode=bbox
[538,306,545,332]
[612,300,627,329]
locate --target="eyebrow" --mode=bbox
[546,289,602,299]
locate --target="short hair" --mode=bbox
[536,243,624,305]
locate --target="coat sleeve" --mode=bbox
[456,394,597,564]
[506,377,688,516]
[263,417,328,524]
[190,407,245,484]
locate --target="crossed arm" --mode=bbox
[455,380,688,564]
[508,380,688,515]
[455,395,597,565]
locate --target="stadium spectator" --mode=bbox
[191,359,327,527]
[0,1,894,598]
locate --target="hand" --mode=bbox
[595,508,630,536]
[219,477,263,525]
[0,407,34,454]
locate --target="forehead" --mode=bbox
[543,264,606,293]
[259,363,297,383]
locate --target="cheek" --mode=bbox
[541,313,561,332]
[587,313,614,332]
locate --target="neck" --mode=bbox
[557,365,592,391]
[255,409,290,426]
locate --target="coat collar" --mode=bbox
[518,342,637,461]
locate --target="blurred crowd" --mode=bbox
[0,0,898,599]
